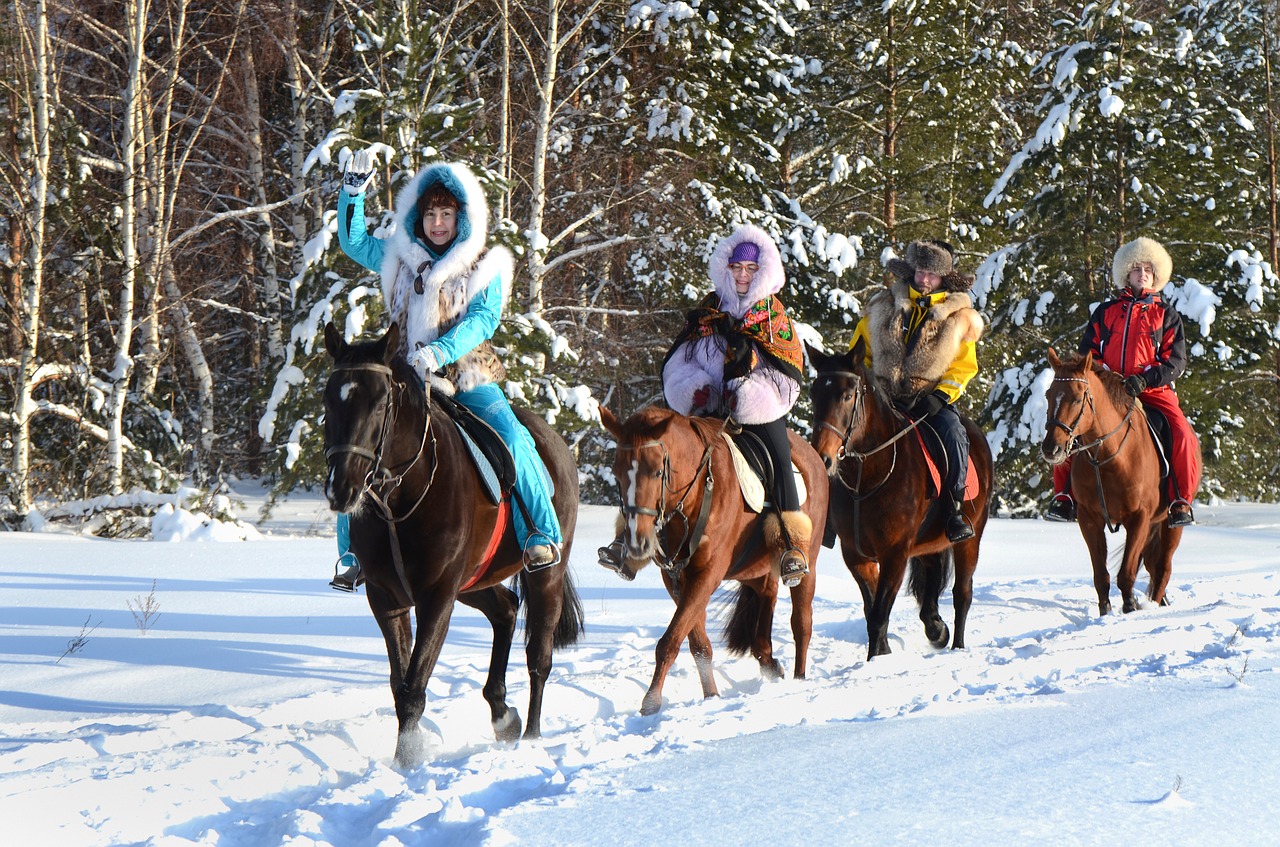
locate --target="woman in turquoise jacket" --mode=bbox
[329,152,561,590]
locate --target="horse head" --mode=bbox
[806,339,874,474]
[1041,347,1096,465]
[322,321,405,513]
[600,405,680,569]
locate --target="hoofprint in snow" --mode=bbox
[0,493,1278,846]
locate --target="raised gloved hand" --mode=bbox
[409,345,439,377]
[342,148,377,196]
[909,391,946,419]
[1123,374,1147,397]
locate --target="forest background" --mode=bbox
[3,0,1279,530]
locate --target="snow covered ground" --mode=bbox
[1,485,1278,846]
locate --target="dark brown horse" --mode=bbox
[1041,348,1186,615]
[807,341,993,660]
[323,322,583,766]
[599,406,828,715]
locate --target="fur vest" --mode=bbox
[865,279,984,404]
[379,162,512,394]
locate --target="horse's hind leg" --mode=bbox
[457,585,522,742]
[910,554,950,648]
[1118,519,1150,613]
[518,569,571,739]
[1146,524,1182,606]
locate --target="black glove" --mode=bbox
[910,391,947,419]
[1123,374,1147,397]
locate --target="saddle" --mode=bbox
[912,420,980,502]
[720,430,808,513]
[437,394,517,505]
[1142,403,1174,482]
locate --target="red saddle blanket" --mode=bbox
[913,428,979,502]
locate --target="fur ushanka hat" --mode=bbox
[884,239,975,293]
[1111,236,1173,292]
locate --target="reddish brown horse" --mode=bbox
[599,406,828,715]
[1041,348,1187,615]
[807,341,993,660]
[323,322,583,766]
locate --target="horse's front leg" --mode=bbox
[642,567,721,715]
[457,585,521,742]
[866,550,911,660]
[367,584,413,694]
[1118,518,1151,613]
[391,589,458,768]
[1077,513,1112,616]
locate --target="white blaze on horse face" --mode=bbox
[626,459,641,540]
[339,381,357,402]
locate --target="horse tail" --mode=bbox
[514,568,585,650]
[724,582,766,657]
[907,549,955,602]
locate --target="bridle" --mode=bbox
[1047,373,1143,533]
[324,361,438,599]
[813,369,923,496]
[1047,375,1139,463]
[615,422,721,574]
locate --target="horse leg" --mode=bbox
[787,570,815,679]
[1147,524,1182,606]
[1078,515,1112,616]
[457,585,522,743]
[642,569,720,715]
[1118,518,1151,613]
[518,568,570,739]
[685,618,721,696]
[742,576,783,680]
[866,551,910,660]
[388,590,458,768]
[951,542,978,650]
[910,553,950,648]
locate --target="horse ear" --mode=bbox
[850,336,868,368]
[323,322,344,359]
[804,341,829,371]
[1047,346,1060,369]
[599,405,623,438]
[1081,350,1093,371]
[380,322,401,364]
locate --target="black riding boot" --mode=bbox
[945,494,975,543]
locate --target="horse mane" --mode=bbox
[336,334,430,418]
[1057,351,1130,411]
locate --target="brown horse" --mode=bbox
[323,322,583,767]
[598,406,828,715]
[1041,348,1186,615]
[807,341,993,660]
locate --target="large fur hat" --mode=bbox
[1112,236,1172,291]
[884,238,975,293]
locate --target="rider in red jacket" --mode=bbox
[1047,236,1201,527]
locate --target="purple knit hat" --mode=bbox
[728,241,761,265]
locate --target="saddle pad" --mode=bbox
[456,424,504,505]
[912,427,979,502]
[721,433,807,513]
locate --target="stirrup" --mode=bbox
[523,541,561,572]
[329,556,363,593]
[1168,500,1195,528]
[779,548,809,588]
[1046,496,1077,523]
[597,538,635,581]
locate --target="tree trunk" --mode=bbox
[11,0,54,519]
[883,11,897,238]
[525,0,561,315]
[242,46,285,365]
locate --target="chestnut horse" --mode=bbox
[807,341,993,660]
[599,406,828,715]
[1041,348,1186,615]
[323,322,583,766]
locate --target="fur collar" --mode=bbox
[708,224,786,318]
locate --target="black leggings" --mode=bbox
[744,417,799,512]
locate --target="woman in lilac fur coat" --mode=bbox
[600,224,811,587]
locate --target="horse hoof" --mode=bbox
[761,659,784,680]
[394,728,427,769]
[640,694,662,716]
[493,707,522,743]
[926,622,950,648]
